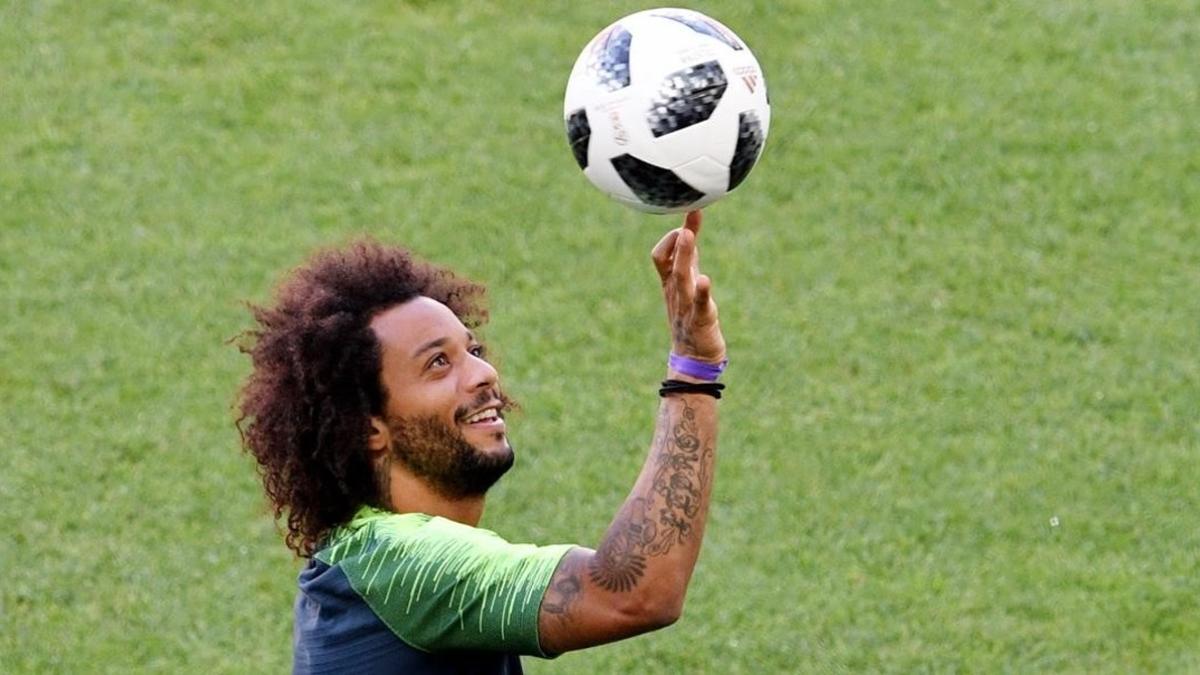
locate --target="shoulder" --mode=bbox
[308,506,574,656]
[315,508,519,568]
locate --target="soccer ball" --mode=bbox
[563,8,770,214]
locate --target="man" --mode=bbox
[238,211,726,673]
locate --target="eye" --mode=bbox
[469,344,487,359]
[428,353,450,370]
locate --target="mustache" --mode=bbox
[454,388,519,421]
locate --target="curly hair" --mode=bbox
[236,240,487,557]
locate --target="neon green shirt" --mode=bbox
[299,505,572,668]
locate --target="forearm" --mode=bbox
[589,388,718,614]
[537,213,726,653]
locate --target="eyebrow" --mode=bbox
[410,331,475,360]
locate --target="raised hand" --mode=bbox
[539,211,726,655]
[650,210,726,365]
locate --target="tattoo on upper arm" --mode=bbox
[588,400,712,593]
[542,552,585,616]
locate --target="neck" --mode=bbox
[385,465,485,527]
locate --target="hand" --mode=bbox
[651,210,726,364]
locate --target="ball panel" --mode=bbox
[650,9,744,51]
[583,155,640,203]
[647,60,728,138]
[587,24,633,92]
[590,99,647,167]
[565,108,591,170]
[610,189,724,215]
[611,154,705,209]
[728,110,765,190]
[673,155,729,195]
[610,192,673,214]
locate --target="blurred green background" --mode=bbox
[2,0,1197,672]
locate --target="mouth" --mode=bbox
[459,403,506,432]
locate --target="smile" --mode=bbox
[460,403,506,434]
[463,408,500,424]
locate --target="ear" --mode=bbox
[367,416,391,456]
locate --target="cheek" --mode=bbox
[387,377,460,421]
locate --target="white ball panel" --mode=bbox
[635,19,721,77]
[611,95,666,167]
[649,103,740,167]
[672,156,729,194]
[587,94,654,163]
[584,158,639,202]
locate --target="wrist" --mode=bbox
[667,352,727,382]
[660,379,725,399]
[666,369,711,384]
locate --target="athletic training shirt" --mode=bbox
[293,505,573,674]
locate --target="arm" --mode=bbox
[538,211,726,653]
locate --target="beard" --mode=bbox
[385,393,516,499]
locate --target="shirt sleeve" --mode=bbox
[322,514,573,656]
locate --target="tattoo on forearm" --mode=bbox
[542,553,585,616]
[589,401,712,593]
[673,318,695,353]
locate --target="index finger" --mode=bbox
[671,227,697,286]
[683,210,702,239]
[682,210,702,274]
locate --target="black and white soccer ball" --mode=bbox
[564,8,770,214]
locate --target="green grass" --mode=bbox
[2,0,1198,671]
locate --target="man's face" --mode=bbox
[369,296,514,497]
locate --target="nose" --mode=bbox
[464,351,499,392]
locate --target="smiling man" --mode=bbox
[238,212,725,673]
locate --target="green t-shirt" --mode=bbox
[304,505,572,662]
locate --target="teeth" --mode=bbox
[465,409,498,424]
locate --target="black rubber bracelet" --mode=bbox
[659,379,726,399]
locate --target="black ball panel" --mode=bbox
[565,108,591,170]
[647,61,728,138]
[611,154,705,208]
[728,111,764,191]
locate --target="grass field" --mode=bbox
[3,0,1198,672]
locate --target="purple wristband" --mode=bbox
[668,352,728,382]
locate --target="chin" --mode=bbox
[479,438,513,457]
[465,429,511,454]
